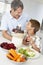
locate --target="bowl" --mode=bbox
[11,32,24,38]
[11,32,24,48]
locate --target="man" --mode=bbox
[1,0,29,41]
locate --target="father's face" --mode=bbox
[12,7,23,19]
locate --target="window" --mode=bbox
[0,1,10,25]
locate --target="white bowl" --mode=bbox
[11,32,24,38]
[11,32,24,48]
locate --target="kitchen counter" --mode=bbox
[0,31,43,65]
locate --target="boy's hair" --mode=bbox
[29,19,40,33]
[11,0,24,11]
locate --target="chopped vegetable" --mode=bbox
[18,48,35,57]
[6,49,27,62]
[18,48,24,54]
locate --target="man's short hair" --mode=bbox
[29,19,40,33]
[11,0,24,11]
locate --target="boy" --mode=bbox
[23,19,40,52]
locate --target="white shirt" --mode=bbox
[30,35,41,51]
[1,11,30,33]
[32,35,40,48]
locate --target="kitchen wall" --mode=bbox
[21,0,43,25]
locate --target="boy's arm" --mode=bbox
[22,39,27,45]
[22,37,29,45]
[30,40,40,53]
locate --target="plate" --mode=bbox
[29,49,40,59]
[18,47,40,59]
[8,58,31,65]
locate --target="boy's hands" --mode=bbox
[26,36,33,42]
[23,36,40,52]
[26,36,31,42]
[26,36,35,46]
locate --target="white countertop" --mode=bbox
[0,32,43,65]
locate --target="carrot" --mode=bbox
[6,53,14,60]
[16,57,21,62]
[14,54,21,61]
[9,49,17,57]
